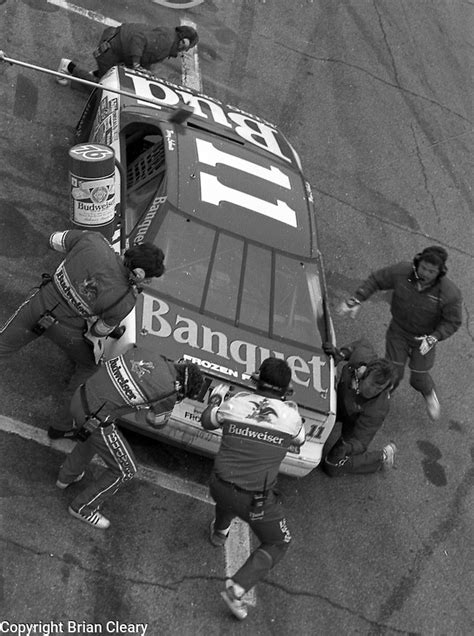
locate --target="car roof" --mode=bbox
[103,67,318,257]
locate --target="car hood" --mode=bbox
[134,291,332,414]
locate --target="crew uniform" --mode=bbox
[58,345,189,528]
[57,24,199,84]
[323,340,393,476]
[353,261,462,395]
[202,389,305,596]
[0,231,140,429]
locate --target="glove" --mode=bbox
[336,297,361,319]
[208,383,229,407]
[415,334,438,355]
[322,342,345,364]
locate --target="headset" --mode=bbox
[413,247,448,278]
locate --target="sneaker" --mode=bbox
[209,520,230,547]
[382,442,397,469]
[56,58,72,85]
[220,579,248,620]
[48,426,77,440]
[68,506,110,529]
[56,471,85,489]
[424,390,441,421]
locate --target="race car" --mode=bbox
[74,65,336,477]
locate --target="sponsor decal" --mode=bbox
[122,69,293,163]
[141,295,327,394]
[165,129,176,151]
[227,423,284,446]
[130,359,155,379]
[133,196,167,244]
[54,266,93,316]
[106,357,145,405]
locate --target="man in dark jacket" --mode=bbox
[56,345,203,529]
[337,246,462,421]
[56,24,199,85]
[323,339,398,477]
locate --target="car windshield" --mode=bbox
[147,210,325,348]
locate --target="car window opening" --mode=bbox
[124,123,166,231]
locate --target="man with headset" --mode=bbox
[337,246,462,421]
[0,229,165,438]
[322,339,398,477]
[200,357,305,621]
[56,345,204,529]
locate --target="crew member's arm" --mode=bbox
[49,230,85,253]
[432,285,463,342]
[338,263,399,317]
[201,384,228,431]
[126,32,148,67]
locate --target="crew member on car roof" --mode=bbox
[200,358,305,621]
[56,23,199,85]
[337,246,462,422]
[56,345,204,530]
[0,230,165,439]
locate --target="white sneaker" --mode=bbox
[424,390,441,421]
[56,471,85,489]
[56,58,72,85]
[220,579,247,620]
[68,506,110,529]
[382,442,397,469]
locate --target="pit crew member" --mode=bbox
[200,358,305,621]
[337,246,462,421]
[57,23,199,85]
[323,339,398,477]
[0,230,165,438]
[56,344,204,529]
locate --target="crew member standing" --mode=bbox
[56,345,204,529]
[0,230,165,437]
[56,23,199,85]
[201,358,305,621]
[322,339,398,477]
[337,246,462,421]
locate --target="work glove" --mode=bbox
[322,342,346,364]
[336,297,361,319]
[415,334,438,355]
[208,383,229,407]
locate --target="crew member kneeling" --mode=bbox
[201,358,305,621]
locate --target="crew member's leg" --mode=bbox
[408,345,439,420]
[385,321,410,391]
[68,423,137,525]
[233,490,292,593]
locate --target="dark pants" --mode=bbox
[58,387,137,515]
[71,26,122,81]
[386,321,435,395]
[0,284,97,430]
[323,433,384,477]
[210,473,292,593]
[323,445,384,476]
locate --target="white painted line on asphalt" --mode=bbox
[0,414,256,606]
[47,0,120,27]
